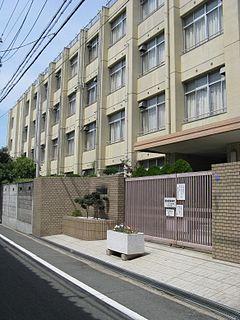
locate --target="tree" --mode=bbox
[0,147,11,164]
[75,192,108,219]
[11,156,36,180]
[0,147,13,183]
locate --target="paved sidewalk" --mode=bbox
[44,234,240,312]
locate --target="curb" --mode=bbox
[39,237,240,320]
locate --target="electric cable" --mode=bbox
[0,0,72,97]
[1,0,20,38]
[1,0,35,60]
[0,0,5,13]
[3,0,48,62]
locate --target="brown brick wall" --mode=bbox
[32,176,125,237]
[62,216,116,240]
[212,162,240,264]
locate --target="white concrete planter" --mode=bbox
[107,230,144,260]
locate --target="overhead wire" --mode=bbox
[1,0,20,38]
[0,0,72,97]
[3,0,49,62]
[1,0,35,60]
[0,0,5,13]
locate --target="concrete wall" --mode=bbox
[212,162,240,264]
[2,182,33,234]
[32,175,125,237]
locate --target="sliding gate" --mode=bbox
[125,171,212,249]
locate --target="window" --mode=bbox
[183,0,223,52]
[23,126,28,142]
[68,93,76,116]
[32,120,36,137]
[25,101,29,116]
[140,157,164,169]
[85,122,96,151]
[9,139,13,151]
[86,78,97,105]
[141,0,164,20]
[69,54,78,78]
[30,149,34,160]
[109,59,126,92]
[52,138,58,160]
[40,145,45,163]
[43,82,48,101]
[66,131,75,155]
[111,11,126,44]
[87,36,98,62]
[33,93,37,109]
[10,117,14,129]
[52,103,60,124]
[41,113,46,132]
[141,33,165,74]
[55,70,61,91]
[140,93,165,134]
[109,110,125,143]
[185,69,226,122]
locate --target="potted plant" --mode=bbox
[106,224,145,260]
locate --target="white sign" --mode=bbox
[177,184,185,201]
[166,208,175,217]
[164,197,176,208]
[176,205,184,218]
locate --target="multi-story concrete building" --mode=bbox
[7,0,240,175]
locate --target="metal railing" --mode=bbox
[106,0,118,8]
[84,11,101,30]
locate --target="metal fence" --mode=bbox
[125,171,212,249]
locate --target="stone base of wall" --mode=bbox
[62,216,116,240]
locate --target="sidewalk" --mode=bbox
[44,234,240,313]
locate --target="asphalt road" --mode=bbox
[0,226,223,320]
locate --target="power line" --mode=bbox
[0,34,55,53]
[1,0,35,60]
[0,0,73,97]
[3,0,49,62]
[0,0,5,13]
[1,0,20,38]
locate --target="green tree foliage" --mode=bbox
[170,159,192,173]
[132,165,147,177]
[75,192,108,219]
[0,147,13,183]
[11,156,36,180]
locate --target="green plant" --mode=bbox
[113,224,137,234]
[12,156,35,180]
[132,165,147,177]
[171,159,192,173]
[74,192,108,219]
[70,209,83,217]
[103,166,120,175]
[147,166,162,176]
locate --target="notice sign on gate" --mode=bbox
[166,208,175,217]
[164,197,176,208]
[177,184,185,201]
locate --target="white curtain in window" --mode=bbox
[158,104,165,128]
[157,42,165,64]
[195,17,205,45]
[142,111,148,133]
[207,9,219,37]
[186,92,196,120]
[148,107,157,131]
[196,88,208,117]
[148,48,156,70]
[185,25,194,50]
[209,82,221,113]
[222,80,226,109]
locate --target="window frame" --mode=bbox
[88,36,99,63]
[52,103,60,124]
[55,70,61,91]
[52,138,58,160]
[86,78,97,105]
[108,110,125,144]
[85,122,96,151]
[109,59,126,93]
[110,11,126,45]
[141,0,164,21]
[184,69,226,122]
[68,93,76,116]
[69,54,78,78]
[183,0,223,53]
[66,131,75,156]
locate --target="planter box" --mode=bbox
[107,230,144,260]
[62,216,115,240]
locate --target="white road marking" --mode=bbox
[0,234,148,320]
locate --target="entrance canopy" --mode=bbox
[134,117,240,158]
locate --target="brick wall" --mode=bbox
[32,176,125,237]
[212,162,240,264]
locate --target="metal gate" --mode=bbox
[125,171,212,250]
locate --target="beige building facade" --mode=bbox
[7,0,240,175]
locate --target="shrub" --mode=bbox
[171,159,192,173]
[132,166,147,177]
[147,166,162,176]
[103,166,120,175]
[113,224,137,234]
[70,209,83,217]
[75,191,108,219]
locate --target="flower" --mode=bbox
[113,224,137,234]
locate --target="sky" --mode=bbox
[0,0,107,147]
